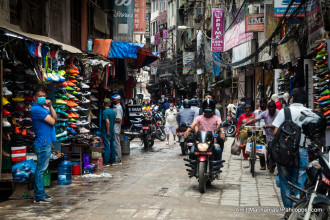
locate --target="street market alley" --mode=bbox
[0,138,283,220]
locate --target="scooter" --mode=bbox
[184,122,229,193]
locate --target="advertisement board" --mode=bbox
[224,20,253,51]
[274,0,308,17]
[211,9,225,52]
[145,13,150,38]
[245,14,264,32]
[112,0,134,42]
[183,52,195,74]
[133,0,146,34]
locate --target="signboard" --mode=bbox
[154,33,159,45]
[224,20,254,51]
[265,2,280,39]
[245,14,264,32]
[145,13,150,38]
[306,0,324,53]
[112,0,134,42]
[163,29,168,42]
[183,52,195,74]
[133,0,146,34]
[232,40,254,68]
[211,8,225,52]
[277,39,300,64]
[274,0,308,17]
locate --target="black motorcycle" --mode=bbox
[184,122,229,193]
[287,140,330,220]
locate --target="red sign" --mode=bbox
[211,9,225,52]
[133,0,146,34]
[245,14,264,32]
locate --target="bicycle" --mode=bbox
[244,126,267,178]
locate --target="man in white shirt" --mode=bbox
[165,103,178,145]
[272,88,309,217]
[112,94,123,164]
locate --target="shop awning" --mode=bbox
[0,21,82,54]
[127,47,159,69]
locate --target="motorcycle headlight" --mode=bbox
[197,143,209,152]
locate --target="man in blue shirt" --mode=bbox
[177,100,195,126]
[31,88,57,203]
[102,98,116,166]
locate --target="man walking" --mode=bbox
[102,98,116,166]
[112,94,123,164]
[165,103,178,145]
[31,88,57,203]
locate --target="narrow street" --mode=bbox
[0,138,283,220]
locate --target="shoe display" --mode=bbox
[90,95,98,101]
[3,118,11,127]
[81,97,90,104]
[3,109,11,117]
[2,97,10,105]
[55,108,69,117]
[55,93,69,100]
[12,96,25,102]
[67,100,78,107]
[3,87,12,96]
[56,99,67,105]
[79,127,90,133]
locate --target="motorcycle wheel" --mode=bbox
[225,125,236,137]
[206,180,212,187]
[288,201,319,220]
[180,142,188,155]
[199,161,206,193]
[143,135,149,149]
[149,138,155,147]
[156,126,166,141]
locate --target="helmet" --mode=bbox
[183,100,191,108]
[202,99,215,118]
[302,111,326,139]
[191,98,198,106]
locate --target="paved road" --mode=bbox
[0,138,284,219]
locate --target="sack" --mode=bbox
[239,128,248,141]
[270,108,301,168]
[231,137,241,156]
[12,159,36,182]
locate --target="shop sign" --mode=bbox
[274,0,308,17]
[211,8,225,52]
[224,20,253,51]
[154,33,159,45]
[306,0,324,53]
[145,13,151,38]
[232,40,254,69]
[133,0,146,34]
[245,14,264,32]
[112,0,134,42]
[265,2,280,39]
[183,52,195,74]
[277,39,300,65]
[163,29,168,42]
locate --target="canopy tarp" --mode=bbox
[108,41,143,59]
[127,47,159,69]
[92,39,112,58]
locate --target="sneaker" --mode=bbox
[68,112,79,118]
[65,86,74,91]
[67,93,75,99]
[3,109,11,117]
[47,72,60,82]
[56,131,67,138]
[57,136,68,142]
[56,99,67,105]
[34,68,44,83]
[55,93,69,100]
[67,127,77,134]
[76,120,89,125]
[58,70,66,76]
[42,86,52,94]
[81,91,91,96]
[89,111,97,119]
[2,97,9,106]
[81,97,90,104]
[90,95,98,102]
[81,83,90,89]
[3,87,12,96]
[54,82,68,88]
[12,96,25,102]
[67,100,78,107]
[91,123,98,129]
[91,104,98,109]
[111,162,122,166]
[34,197,53,203]
[79,127,90,133]
[55,108,69,117]
[3,118,11,127]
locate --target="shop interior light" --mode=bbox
[5,32,24,39]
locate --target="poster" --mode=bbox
[154,33,159,45]
[112,0,134,42]
[265,2,280,39]
[277,39,300,64]
[306,0,324,52]
[133,0,146,34]
[163,29,168,41]
[183,52,195,74]
[211,9,225,52]
[245,14,264,32]
[145,13,150,38]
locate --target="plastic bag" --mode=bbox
[230,137,241,156]
[12,159,36,182]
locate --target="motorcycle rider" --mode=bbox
[190,98,200,116]
[195,92,221,118]
[177,100,195,126]
[184,99,226,162]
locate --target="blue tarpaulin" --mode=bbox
[108,41,144,59]
[212,52,221,77]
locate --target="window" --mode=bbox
[160,0,162,12]
[151,0,154,12]
[164,0,167,10]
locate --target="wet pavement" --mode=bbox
[0,138,284,219]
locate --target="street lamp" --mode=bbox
[177,26,192,31]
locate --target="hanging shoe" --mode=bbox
[3,118,11,127]
[3,109,11,117]
[56,99,67,105]
[3,87,12,96]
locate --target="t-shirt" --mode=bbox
[101,108,116,134]
[113,103,123,134]
[165,109,178,126]
[195,108,221,119]
[193,115,222,134]
[31,103,56,147]
[256,109,279,141]
[272,104,309,147]
[276,101,282,110]
[177,108,195,126]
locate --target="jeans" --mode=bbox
[34,143,52,200]
[102,133,116,164]
[115,134,121,162]
[277,149,309,208]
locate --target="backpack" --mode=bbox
[270,107,301,168]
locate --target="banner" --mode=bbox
[163,29,168,41]
[154,33,159,45]
[274,0,308,17]
[224,20,253,51]
[211,9,225,52]
[183,52,195,74]
[245,14,264,32]
[306,0,324,52]
[145,13,150,38]
[133,0,146,34]
[265,2,280,39]
[112,0,134,42]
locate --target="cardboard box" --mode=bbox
[92,157,103,172]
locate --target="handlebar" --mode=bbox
[244,126,264,128]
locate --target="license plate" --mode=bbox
[142,126,149,130]
[194,152,212,155]
[322,175,330,186]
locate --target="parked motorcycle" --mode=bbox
[225,119,236,137]
[287,140,330,220]
[184,122,229,193]
[177,123,194,155]
[151,110,166,141]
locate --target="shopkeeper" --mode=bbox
[31,88,57,203]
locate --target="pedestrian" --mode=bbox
[31,88,57,203]
[282,92,290,108]
[272,88,309,218]
[165,103,178,145]
[236,104,253,160]
[102,98,116,166]
[112,94,123,165]
[226,103,236,120]
[244,101,279,172]
[234,97,246,123]
[271,94,282,110]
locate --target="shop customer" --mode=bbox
[112,94,123,165]
[102,98,116,166]
[165,103,178,145]
[31,88,57,203]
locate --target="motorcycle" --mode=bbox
[183,122,229,193]
[177,123,194,155]
[225,119,236,137]
[287,140,330,220]
[151,111,166,141]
